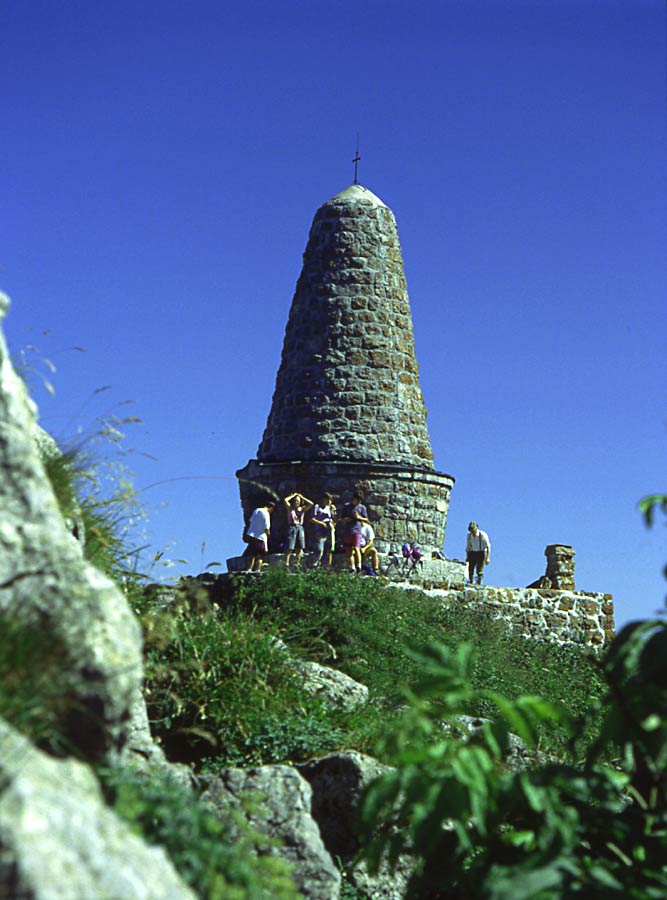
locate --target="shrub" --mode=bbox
[359,624,667,899]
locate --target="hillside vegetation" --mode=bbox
[134,569,605,772]
[7,424,667,899]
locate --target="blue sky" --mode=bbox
[2,0,665,628]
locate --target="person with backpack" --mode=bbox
[401,540,424,575]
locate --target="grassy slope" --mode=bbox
[136,570,606,771]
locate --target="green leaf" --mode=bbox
[638,494,667,528]
[485,860,565,900]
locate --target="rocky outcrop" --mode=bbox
[298,750,413,900]
[0,291,144,759]
[201,765,341,900]
[107,687,194,789]
[0,716,196,900]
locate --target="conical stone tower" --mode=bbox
[237,184,455,554]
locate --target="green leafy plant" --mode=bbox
[358,624,667,899]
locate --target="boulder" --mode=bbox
[295,659,369,710]
[268,635,369,710]
[200,765,340,900]
[107,687,194,789]
[297,750,413,900]
[0,292,144,759]
[0,716,196,900]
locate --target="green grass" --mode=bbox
[135,584,393,768]
[234,570,604,730]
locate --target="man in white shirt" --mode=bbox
[245,501,276,572]
[466,521,491,585]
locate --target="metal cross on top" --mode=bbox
[352,138,361,185]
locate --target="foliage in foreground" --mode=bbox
[359,619,667,899]
[99,764,303,900]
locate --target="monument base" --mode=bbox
[236,458,455,556]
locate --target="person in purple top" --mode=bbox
[341,491,369,573]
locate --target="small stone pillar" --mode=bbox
[545,545,575,590]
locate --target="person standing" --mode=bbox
[466,521,491,585]
[341,491,369,573]
[283,491,314,567]
[245,501,276,572]
[311,492,336,567]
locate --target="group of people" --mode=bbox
[243,490,379,574]
[244,491,492,584]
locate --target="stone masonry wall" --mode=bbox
[257,185,436,470]
[434,586,615,647]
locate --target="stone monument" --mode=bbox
[236,183,458,563]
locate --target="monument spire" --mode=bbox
[237,184,455,555]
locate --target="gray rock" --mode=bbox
[201,765,340,900]
[297,750,413,900]
[0,292,144,759]
[268,635,369,710]
[294,659,369,710]
[0,716,196,900]
[107,687,194,789]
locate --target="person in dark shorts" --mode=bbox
[245,501,276,572]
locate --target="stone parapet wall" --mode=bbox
[236,457,454,553]
[433,586,615,647]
